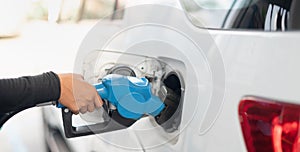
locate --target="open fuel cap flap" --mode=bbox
[62,50,181,138]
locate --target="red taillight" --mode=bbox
[239,96,300,152]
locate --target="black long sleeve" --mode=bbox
[0,72,61,113]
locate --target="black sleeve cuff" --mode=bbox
[0,72,61,113]
[31,71,61,104]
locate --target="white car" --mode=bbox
[42,0,300,152]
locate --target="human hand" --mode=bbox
[57,73,103,114]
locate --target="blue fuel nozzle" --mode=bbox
[56,74,164,138]
[94,74,165,120]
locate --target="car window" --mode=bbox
[181,0,299,31]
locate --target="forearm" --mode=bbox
[0,72,60,113]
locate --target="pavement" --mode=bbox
[0,21,96,152]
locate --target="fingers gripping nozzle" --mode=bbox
[94,74,165,120]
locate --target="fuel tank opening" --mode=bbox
[155,71,183,133]
[107,65,136,77]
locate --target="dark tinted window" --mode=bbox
[181,0,300,31]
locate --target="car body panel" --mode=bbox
[42,0,300,151]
